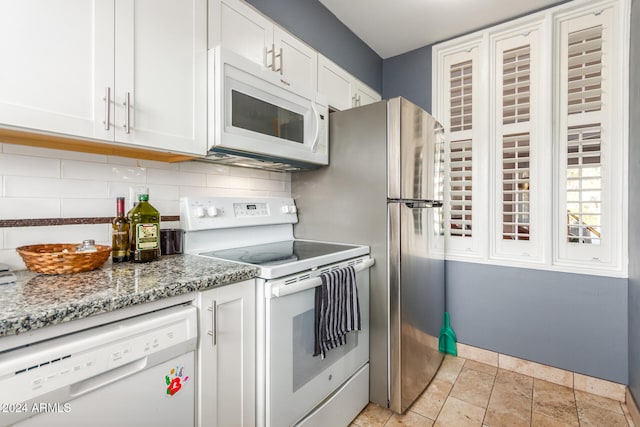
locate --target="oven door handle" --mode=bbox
[270,257,375,298]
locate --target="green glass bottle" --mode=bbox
[128,193,160,262]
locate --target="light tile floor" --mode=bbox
[350,355,636,427]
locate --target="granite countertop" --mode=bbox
[0,254,259,338]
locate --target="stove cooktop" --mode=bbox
[198,239,369,279]
[200,240,359,267]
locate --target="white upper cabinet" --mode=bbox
[214,0,273,66]
[0,0,207,156]
[353,80,382,107]
[0,0,113,141]
[114,0,207,155]
[318,55,353,110]
[318,54,381,111]
[211,0,317,97]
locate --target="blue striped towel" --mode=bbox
[313,265,361,359]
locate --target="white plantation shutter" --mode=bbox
[438,44,484,256]
[502,45,531,241]
[449,138,473,237]
[556,5,623,271]
[449,60,473,238]
[567,26,603,115]
[433,0,628,275]
[502,45,531,125]
[502,132,530,241]
[449,60,473,132]
[566,124,602,244]
[492,26,543,262]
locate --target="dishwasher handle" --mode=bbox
[69,357,148,398]
[270,257,375,298]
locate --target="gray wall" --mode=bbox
[628,0,640,403]
[246,0,382,92]
[382,46,433,113]
[448,262,628,383]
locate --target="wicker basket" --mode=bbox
[16,243,112,275]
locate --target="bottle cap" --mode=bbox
[138,194,149,202]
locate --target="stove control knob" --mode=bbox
[281,205,290,214]
[194,206,206,218]
[207,206,218,217]
[289,205,297,214]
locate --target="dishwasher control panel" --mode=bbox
[0,305,197,408]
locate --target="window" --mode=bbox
[433,0,629,276]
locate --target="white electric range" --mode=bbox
[181,196,373,427]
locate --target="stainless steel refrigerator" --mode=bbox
[291,97,445,413]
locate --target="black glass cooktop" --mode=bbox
[200,240,359,267]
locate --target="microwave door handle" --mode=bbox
[310,102,320,152]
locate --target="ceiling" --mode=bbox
[318,0,562,59]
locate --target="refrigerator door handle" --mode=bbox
[403,201,443,209]
[388,200,443,208]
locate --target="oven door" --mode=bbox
[210,47,328,167]
[263,257,371,427]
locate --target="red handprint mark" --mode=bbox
[167,377,182,396]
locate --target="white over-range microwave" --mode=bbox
[203,47,328,171]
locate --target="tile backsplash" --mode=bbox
[0,142,291,270]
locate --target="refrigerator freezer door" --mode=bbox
[389,202,444,413]
[388,98,445,202]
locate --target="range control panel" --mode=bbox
[180,196,298,231]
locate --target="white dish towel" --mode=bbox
[313,265,361,359]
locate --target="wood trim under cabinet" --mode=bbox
[0,127,195,163]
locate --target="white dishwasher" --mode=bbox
[0,304,197,427]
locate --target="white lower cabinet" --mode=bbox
[197,280,256,427]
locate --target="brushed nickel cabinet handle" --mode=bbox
[103,87,111,130]
[266,43,277,71]
[123,92,131,134]
[265,45,273,69]
[274,47,283,75]
[207,300,217,346]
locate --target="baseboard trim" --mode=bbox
[627,388,640,426]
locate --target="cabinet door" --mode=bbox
[274,27,317,97]
[215,0,274,69]
[0,0,114,141]
[354,81,382,107]
[114,0,207,155]
[318,55,353,111]
[198,280,255,427]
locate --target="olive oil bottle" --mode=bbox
[128,193,160,262]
